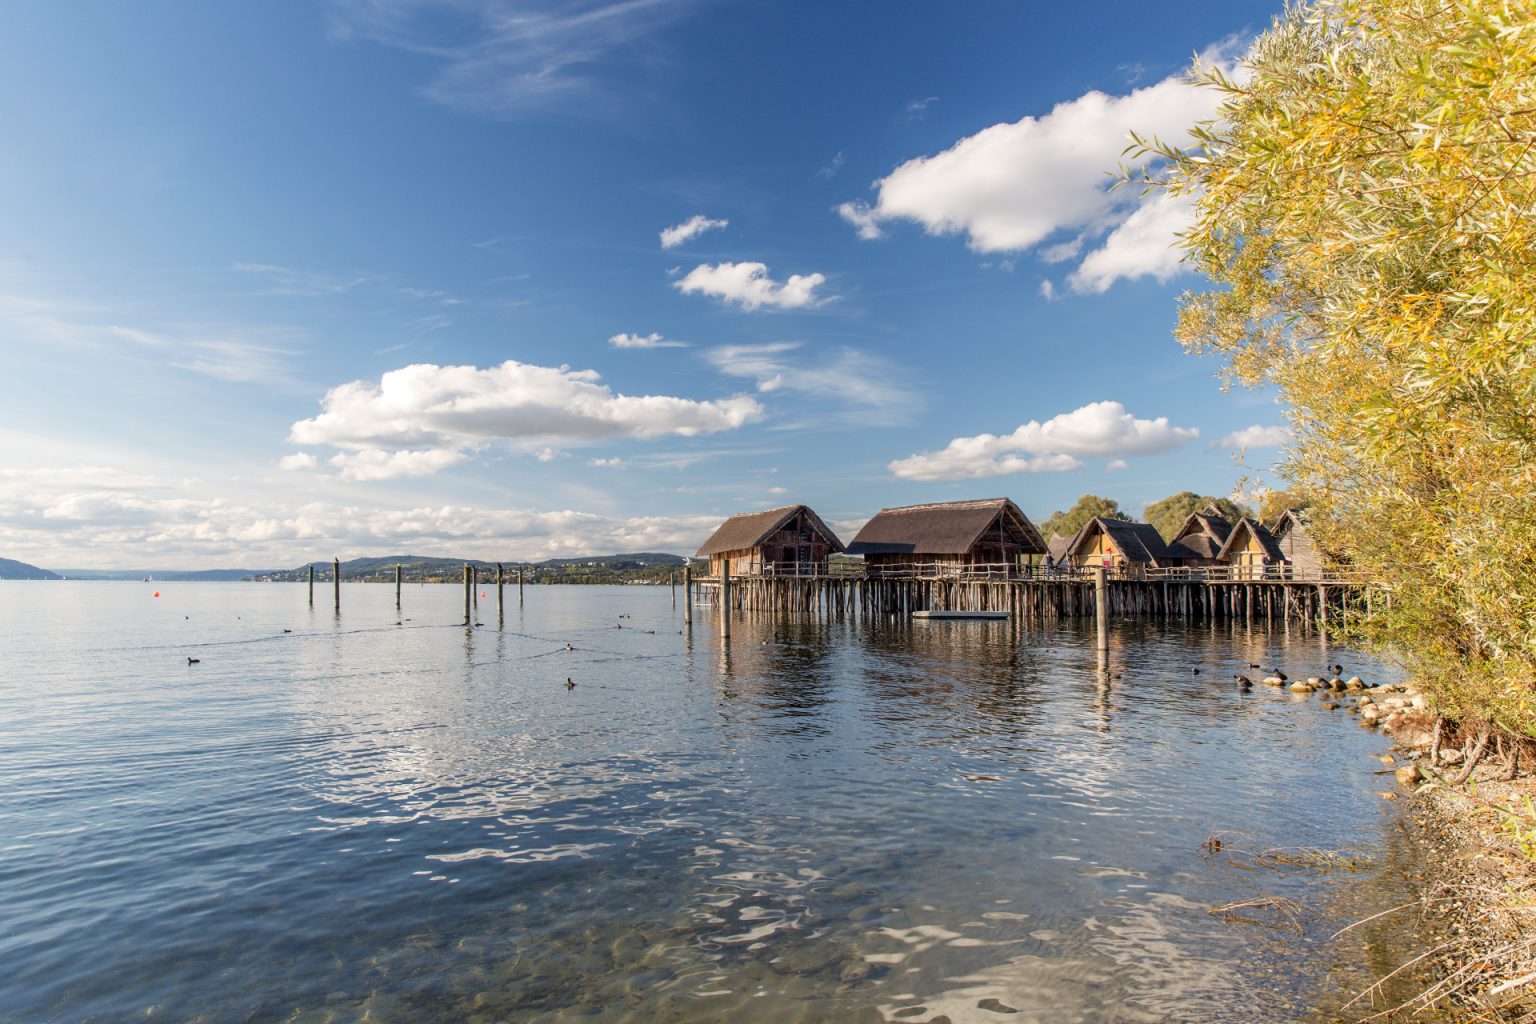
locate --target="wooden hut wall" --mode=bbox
[1276,517,1324,577]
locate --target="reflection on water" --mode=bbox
[0,583,1428,1023]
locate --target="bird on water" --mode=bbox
[566,677,576,690]
[1234,674,1253,688]
[1271,668,1288,682]
[187,657,200,664]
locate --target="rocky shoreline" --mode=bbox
[1279,672,1536,1019]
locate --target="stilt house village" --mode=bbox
[692,499,1333,582]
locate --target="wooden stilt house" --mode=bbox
[1269,508,1324,578]
[1163,504,1234,569]
[1217,517,1285,579]
[845,498,1046,578]
[1062,517,1173,579]
[695,504,844,578]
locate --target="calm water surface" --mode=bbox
[0,582,1426,1023]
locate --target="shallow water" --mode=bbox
[0,582,1425,1023]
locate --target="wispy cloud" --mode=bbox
[1217,424,1290,450]
[659,214,728,249]
[610,331,687,349]
[816,151,845,179]
[703,342,915,425]
[330,0,702,118]
[904,95,938,118]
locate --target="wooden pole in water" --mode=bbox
[472,565,478,611]
[1094,566,1109,655]
[671,571,676,608]
[308,564,314,606]
[463,564,472,625]
[684,565,693,625]
[496,563,504,622]
[333,558,340,614]
[395,564,402,612]
[720,559,732,640]
[518,566,525,605]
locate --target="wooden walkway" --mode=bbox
[689,569,1373,629]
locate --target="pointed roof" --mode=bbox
[1216,517,1285,562]
[695,505,844,557]
[1046,532,1075,563]
[1067,517,1175,565]
[845,498,1046,557]
[1167,506,1234,560]
[1268,507,1309,539]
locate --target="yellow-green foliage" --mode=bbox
[1143,0,1536,733]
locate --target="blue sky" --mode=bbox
[0,0,1290,568]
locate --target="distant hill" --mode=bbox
[0,558,61,580]
[54,568,280,582]
[249,552,688,584]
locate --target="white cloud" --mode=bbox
[817,151,845,179]
[279,453,318,471]
[1068,191,1193,293]
[767,486,788,495]
[905,95,939,118]
[289,359,763,476]
[329,448,468,481]
[588,457,625,468]
[1106,458,1129,472]
[1218,424,1291,450]
[331,0,699,119]
[609,331,687,349]
[1038,280,1057,301]
[838,60,1240,289]
[702,342,915,425]
[887,401,1198,481]
[659,215,728,249]
[674,262,829,311]
[535,447,558,463]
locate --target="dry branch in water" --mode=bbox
[1208,896,1314,934]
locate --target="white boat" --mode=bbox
[911,610,1009,620]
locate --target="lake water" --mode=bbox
[0,582,1429,1023]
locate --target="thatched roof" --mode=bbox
[845,498,1046,557]
[695,504,844,557]
[1167,510,1233,560]
[1067,517,1174,565]
[1216,517,1285,563]
[1046,532,1075,563]
[1268,507,1308,539]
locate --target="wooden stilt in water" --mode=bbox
[684,566,693,625]
[1094,566,1109,657]
[671,571,676,608]
[308,564,314,607]
[463,564,472,625]
[333,558,340,614]
[496,563,504,622]
[721,560,732,641]
[518,566,525,605]
[395,564,402,612]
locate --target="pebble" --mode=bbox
[1395,765,1421,787]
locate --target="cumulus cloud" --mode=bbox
[1106,459,1129,472]
[1068,191,1193,293]
[279,453,318,471]
[838,60,1240,290]
[888,401,1199,480]
[329,448,467,481]
[659,215,728,249]
[609,331,687,349]
[1217,424,1291,450]
[289,359,763,477]
[702,342,915,425]
[674,262,829,311]
[0,468,729,567]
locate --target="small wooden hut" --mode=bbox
[1063,517,1173,578]
[1163,504,1234,568]
[1270,508,1324,578]
[695,504,844,578]
[845,498,1046,577]
[1045,532,1075,570]
[1216,517,1285,579]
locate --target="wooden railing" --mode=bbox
[697,562,1368,585]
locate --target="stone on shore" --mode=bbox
[1395,765,1420,787]
[1263,676,1285,686]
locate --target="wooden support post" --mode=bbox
[497,563,504,622]
[1094,566,1109,655]
[472,565,478,610]
[721,559,732,640]
[463,564,472,625]
[333,557,340,614]
[308,564,314,606]
[518,566,525,605]
[671,571,676,608]
[395,564,402,612]
[684,566,693,625]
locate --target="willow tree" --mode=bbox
[1142,0,1536,733]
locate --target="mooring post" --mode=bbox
[308,563,314,606]
[518,566,525,605]
[497,563,504,622]
[395,564,402,612]
[1094,566,1109,656]
[463,564,472,625]
[333,558,340,614]
[720,559,732,640]
[671,571,676,608]
[684,565,693,625]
